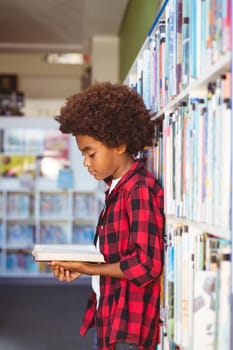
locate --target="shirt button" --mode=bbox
[101,225,103,229]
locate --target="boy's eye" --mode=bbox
[88,153,95,158]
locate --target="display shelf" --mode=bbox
[0,118,98,277]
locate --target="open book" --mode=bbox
[32,244,105,263]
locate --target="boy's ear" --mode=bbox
[115,144,127,155]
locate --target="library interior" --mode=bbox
[0,1,232,350]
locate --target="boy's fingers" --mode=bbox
[65,270,72,283]
[53,265,60,277]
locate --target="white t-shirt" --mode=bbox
[92,177,121,308]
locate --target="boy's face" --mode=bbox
[76,134,131,180]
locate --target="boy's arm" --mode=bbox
[50,260,125,279]
[119,185,164,287]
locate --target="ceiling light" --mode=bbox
[45,53,89,65]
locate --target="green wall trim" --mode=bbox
[119,0,162,83]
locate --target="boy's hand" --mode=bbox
[48,261,83,283]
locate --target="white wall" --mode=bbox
[91,36,119,83]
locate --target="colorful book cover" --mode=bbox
[40,193,69,217]
[159,20,166,109]
[176,0,183,94]
[40,224,67,244]
[142,48,151,110]
[0,154,36,178]
[57,166,74,189]
[182,0,190,88]
[3,128,25,153]
[72,225,95,245]
[24,129,44,154]
[167,0,177,98]
[43,129,69,160]
[73,193,97,220]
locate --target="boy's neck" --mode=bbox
[112,154,134,179]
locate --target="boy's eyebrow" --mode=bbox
[80,146,93,153]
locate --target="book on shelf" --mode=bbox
[32,244,105,263]
[164,222,231,349]
[192,270,216,350]
[72,225,95,245]
[0,154,36,178]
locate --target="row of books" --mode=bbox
[1,128,69,156]
[40,224,68,244]
[0,127,72,184]
[40,192,98,219]
[163,223,231,350]
[6,251,37,273]
[0,153,68,183]
[143,123,163,187]
[6,193,34,217]
[40,224,95,245]
[73,225,95,245]
[40,194,69,216]
[1,223,95,246]
[0,191,98,219]
[73,193,98,219]
[146,73,231,230]
[129,0,231,113]
[7,224,35,247]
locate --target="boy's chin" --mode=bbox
[92,173,101,180]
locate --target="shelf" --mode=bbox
[124,1,232,348]
[0,119,99,277]
[153,52,231,120]
[0,116,58,129]
[166,215,231,241]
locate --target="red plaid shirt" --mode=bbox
[80,160,164,350]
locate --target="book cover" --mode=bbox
[40,224,67,244]
[215,246,231,350]
[0,154,36,178]
[193,270,216,350]
[3,128,25,153]
[32,244,105,263]
[72,225,95,245]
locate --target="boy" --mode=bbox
[50,82,164,350]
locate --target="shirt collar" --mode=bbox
[104,159,145,196]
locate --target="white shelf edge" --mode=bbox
[166,215,231,240]
[0,116,58,129]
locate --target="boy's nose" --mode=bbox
[83,156,90,167]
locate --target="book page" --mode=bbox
[32,244,105,263]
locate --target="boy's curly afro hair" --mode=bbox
[56,82,155,157]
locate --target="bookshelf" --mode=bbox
[125,0,232,349]
[0,117,98,277]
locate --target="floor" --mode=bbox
[0,278,95,350]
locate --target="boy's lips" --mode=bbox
[89,169,96,175]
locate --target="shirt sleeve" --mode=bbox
[120,185,164,288]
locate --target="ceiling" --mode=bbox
[0,0,129,55]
